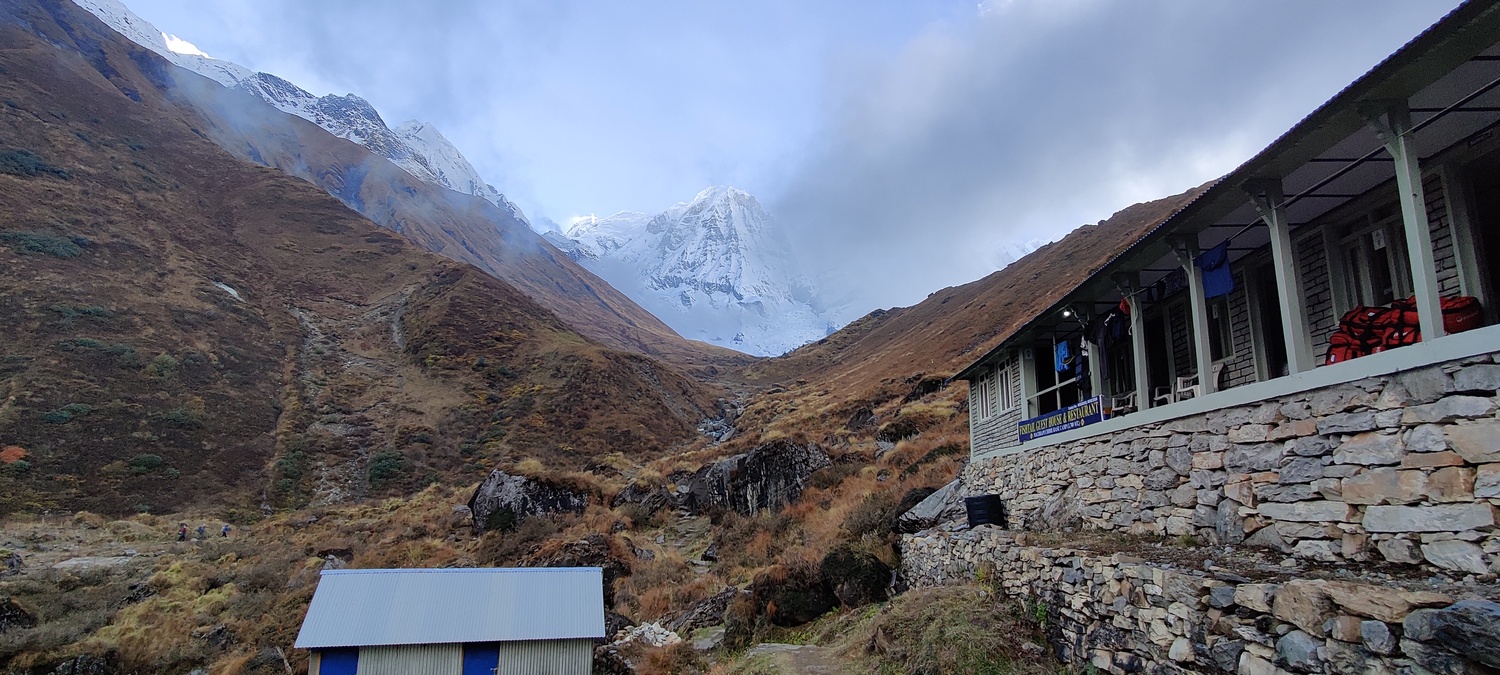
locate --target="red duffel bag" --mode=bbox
[1394,295,1484,334]
[1442,295,1482,333]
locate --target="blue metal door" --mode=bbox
[318,648,358,675]
[462,643,500,675]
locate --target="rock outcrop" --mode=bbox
[467,470,590,534]
[685,441,830,516]
[820,546,891,608]
[609,482,675,520]
[751,564,836,628]
[0,596,37,634]
[663,587,738,635]
[896,479,966,532]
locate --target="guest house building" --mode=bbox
[953,0,1500,571]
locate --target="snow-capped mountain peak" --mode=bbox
[553,187,840,356]
[71,0,528,225]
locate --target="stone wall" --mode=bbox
[964,354,1500,574]
[901,526,1500,675]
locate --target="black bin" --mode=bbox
[964,494,1008,529]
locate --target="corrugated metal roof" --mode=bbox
[294,567,606,649]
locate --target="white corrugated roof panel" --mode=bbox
[294,567,606,649]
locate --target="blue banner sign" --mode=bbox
[1018,396,1104,442]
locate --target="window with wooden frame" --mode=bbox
[997,359,1018,413]
[972,370,994,421]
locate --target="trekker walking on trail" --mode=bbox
[177,523,187,541]
[221,524,231,538]
[196,525,207,539]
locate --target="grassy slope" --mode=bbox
[165,68,755,378]
[0,0,721,517]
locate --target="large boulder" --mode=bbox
[663,587,738,635]
[821,546,891,608]
[467,469,590,534]
[845,407,876,432]
[46,654,115,675]
[609,482,673,520]
[521,534,632,607]
[896,479,966,532]
[1029,482,1083,531]
[751,563,836,628]
[685,441,830,516]
[0,596,37,634]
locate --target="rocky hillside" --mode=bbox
[0,0,723,516]
[73,0,531,225]
[736,189,1201,385]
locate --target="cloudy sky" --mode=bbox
[121,0,1456,313]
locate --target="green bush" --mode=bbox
[56,337,105,351]
[49,304,113,326]
[0,149,70,178]
[108,343,140,368]
[368,451,406,487]
[2,459,30,476]
[275,450,306,481]
[127,454,164,474]
[41,403,92,424]
[160,407,204,429]
[146,353,179,379]
[0,231,83,257]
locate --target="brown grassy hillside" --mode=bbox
[45,0,752,377]
[723,188,1205,452]
[746,189,1203,390]
[0,0,721,516]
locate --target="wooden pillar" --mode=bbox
[1365,101,1445,341]
[1018,345,1038,419]
[1247,180,1316,374]
[1088,328,1106,403]
[1174,238,1218,396]
[1116,274,1151,410]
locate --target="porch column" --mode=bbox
[1246,180,1316,374]
[1115,274,1151,410]
[1174,238,1218,396]
[1087,328,1105,403]
[1018,345,1038,419]
[1364,100,1445,341]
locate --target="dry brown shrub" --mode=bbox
[852,585,1052,675]
[0,445,27,463]
[474,515,570,566]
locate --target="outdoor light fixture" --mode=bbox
[1062,308,1073,318]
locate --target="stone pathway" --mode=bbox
[742,643,847,674]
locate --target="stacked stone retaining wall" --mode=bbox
[963,354,1500,573]
[901,526,1499,674]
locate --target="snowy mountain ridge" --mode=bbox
[71,0,528,225]
[550,187,841,356]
